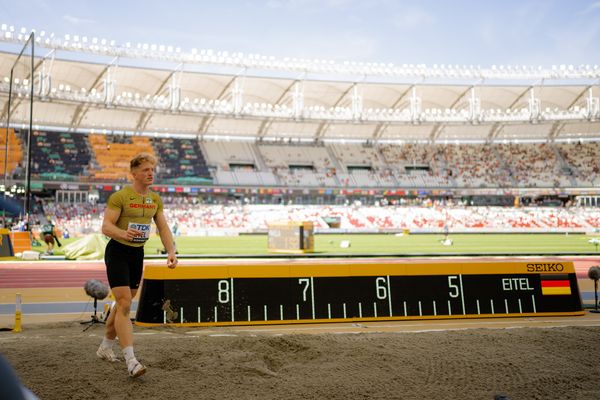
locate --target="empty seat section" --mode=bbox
[89,134,154,181]
[152,137,210,182]
[0,128,23,178]
[29,130,90,180]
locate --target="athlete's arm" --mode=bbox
[154,211,177,268]
[102,207,141,242]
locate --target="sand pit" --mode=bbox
[1,321,600,400]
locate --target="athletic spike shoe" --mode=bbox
[96,346,118,362]
[128,360,147,378]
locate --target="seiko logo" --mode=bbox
[526,263,564,272]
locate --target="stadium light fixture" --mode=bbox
[2,27,599,130]
[2,23,600,82]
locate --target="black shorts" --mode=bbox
[104,239,145,289]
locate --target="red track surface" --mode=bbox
[0,258,598,289]
[0,261,107,288]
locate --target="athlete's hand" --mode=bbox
[123,227,143,242]
[167,253,178,269]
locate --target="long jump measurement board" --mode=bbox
[135,259,583,327]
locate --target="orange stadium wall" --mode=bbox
[9,231,31,254]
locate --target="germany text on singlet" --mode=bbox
[106,185,163,247]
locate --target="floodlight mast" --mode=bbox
[3,68,12,191]
[23,32,34,226]
[4,31,34,225]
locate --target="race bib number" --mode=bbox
[128,222,151,243]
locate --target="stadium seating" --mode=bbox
[442,144,512,187]
[202,141,259,169]
[30,130,91,180]
[202,141,279,186]
[45,200,600,238]
[89,134,155,181]
[556,142,600,186]
[379,143,453,187]
[258,144,335,170]
[329,143,387,168]
[495,143,572,187]
[258,144,339,187]
[151,137,211,183]
[0,128,23,178]
[5,128,600,190]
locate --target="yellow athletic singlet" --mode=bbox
[106,185,163,247]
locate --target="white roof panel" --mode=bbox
[380,124,434,141]
[266,121,321,137]
[438,124,493,140]
[326,123,378,139]
[147,113,205,133]
[32,102,76,126]
[80,108,142,131]
[496,123,553,139]
[1,50,599,142]
[560,121,600,137]
[209,117,263,136]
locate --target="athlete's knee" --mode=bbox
[116,297,132,315]
[115,292,131,315]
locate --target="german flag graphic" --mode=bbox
[540,274,571,296]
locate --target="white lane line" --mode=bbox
[459,274,465,315]
[230,278,235,322]
[387,275,393,316]
[310,277,315,319]
[518,299,523,314]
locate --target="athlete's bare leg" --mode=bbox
[104,288,137,341]
[111,286,135,348]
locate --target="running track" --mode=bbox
[1,257,599,289]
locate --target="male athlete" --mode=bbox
[41,217,58,255]
[96,153,177,378]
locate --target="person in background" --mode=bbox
[40,217,56,255]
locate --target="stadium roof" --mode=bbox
[1,30,600,143]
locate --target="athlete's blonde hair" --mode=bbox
[130,153,157,171]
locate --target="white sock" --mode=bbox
[122,346,136,364]
[100,337,115,350]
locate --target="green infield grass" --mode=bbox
[32,233,600,257]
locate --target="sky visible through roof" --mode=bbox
[0,0,599,68]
